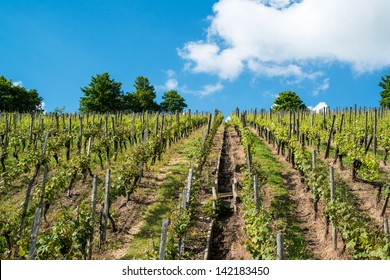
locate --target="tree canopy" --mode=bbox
[79,72,124,113]
[272,90,306,112]
[379,74,390,108]
[0,76,43,112]
[79,73,187,113]
[126,76,159,112]
[160,90,187,112]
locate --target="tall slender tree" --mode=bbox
[125,76,159,112]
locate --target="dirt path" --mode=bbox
[250,127,348,260]
[185,124,225,259]
[317,152,389,225]
[98,135,197,259]
[210,125,251,260]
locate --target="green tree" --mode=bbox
[126,76,159,112]
[272,90,306,112]
[160,90,187,112]
[53,106,66,114]
[379,74,390,108]
[0,76,43,112]
[79,72,123,113]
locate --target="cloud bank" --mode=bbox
[308,101,328,112]
[182,82,224,97]
[179,0,390,80]
[158,70,223,97]
[12,81,23,87]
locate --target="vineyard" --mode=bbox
[0,107,389,260]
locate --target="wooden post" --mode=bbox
[88,175,98,260]
[78,116,83,154]
[87,137,92,157]
[186,168,193,205]
[330,165,335,201]
[381,193,389,217]
[288,110,292,139]
[325,115,336,159]
[145,112,149,142]
[232,177,238,213]
[143,129,148,144]
[254,175,260,211]
[29,114,33,144]
[104,115,108,138]
[246,144,252,174]
[374,108,377,155]
[131,113,135,145]
[179,169,192,257]
[16,131,49,251]
[159,114,165,160]
[311,150,316,171]
[384,218,389,243]
[206,113,212,135]
[181,188,188,211]
[364,111,368,148]
[155,112,159,136]
[329,165,337,250]
[28,163,48,260]
[100,169,110,245]
[277,233,284,260]
[201,130,207,152]
[159,219,169,260]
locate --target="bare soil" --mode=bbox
[98,145,192,259]
[185,125,225,259]
[210,125,251,260]
[251,127,349,260]
[321,153,389,225]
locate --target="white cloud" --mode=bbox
[247,60,323,82]
[308,101,328,112]
[157,69,223,97]
[12,81,23,87]
[312,78,330,96]
[157,70,179,91]
[166,69,176,78]
[182,82,224,97]
[179,42,243,80]
[164,79,179,90]
[179,0,390,80]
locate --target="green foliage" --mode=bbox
[0,76,43,112]
[379,74,390,108]
[126,76,159,112]
[79,72,124,113]
[243,207,275,259]
[272,90,306,112]
[244,109,389,259]
[202,198,230,220]
[160,90,187,113]
[35,204,93,259]
[0,208,19,258]
[0,110,211,260]
[53,106,66,114]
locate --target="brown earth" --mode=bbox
[250,127,349,260]
[319,151,389,225]
[210,125,251,260]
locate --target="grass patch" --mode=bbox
[250,132,312,259]
[123,163,187,259]
[122,130,205,259]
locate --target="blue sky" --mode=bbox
[1,0,390,116]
